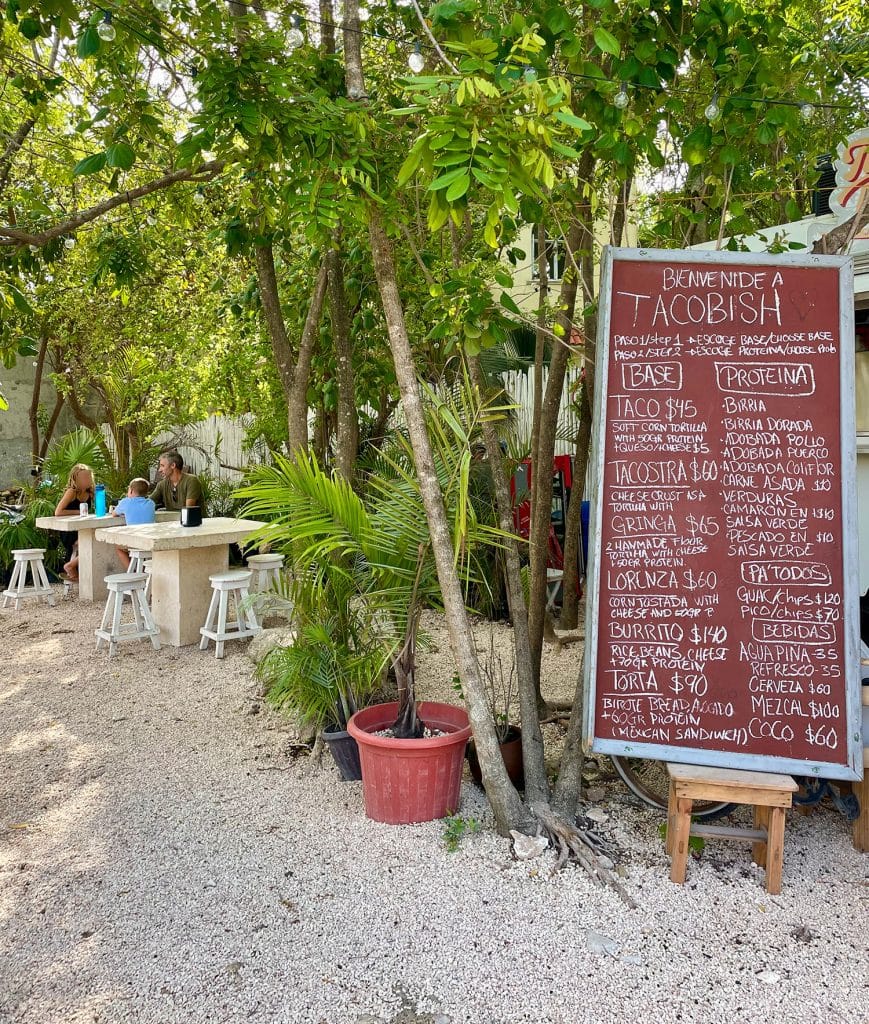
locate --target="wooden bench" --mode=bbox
[666,763,799,894]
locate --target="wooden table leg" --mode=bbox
[666,780,677,857]
[853,773,869,852]
[669,797,693,884]
[752,805,769,866]
[765,807,786,894]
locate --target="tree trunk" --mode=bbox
[326,245,359,480]
[291,262,329,454]
[468,355,549,805]
[364,387,396,456]
[29,334,49,464]
[551,646,587,817]
[368,206,531,834]
[255,243,328,455]
[319,0,335,54]
[559,175,601,629]
[529,223,548,491]
[255,242,296,397]
[39,392,65,461]
[558,381,591,629]
[65,385,99,431]
[342,2,528,828]
[342,0,366,100]
[527,218,584,706]
[611,173,633,248]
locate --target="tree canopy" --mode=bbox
[0,0,866,837]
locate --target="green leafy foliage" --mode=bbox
[0,0,865,516]
[0,490,59,583]
[105,142,135,170]
[72,153,107,176]
[442,813,482,851]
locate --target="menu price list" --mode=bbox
[593,259,849,765]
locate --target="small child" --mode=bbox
[113,477,156,570]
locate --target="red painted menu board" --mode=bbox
[584,248,861,779]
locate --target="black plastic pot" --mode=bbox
[467,725,524,788]
[322,725,362,781]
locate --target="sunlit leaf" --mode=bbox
[593,27,621,57]
[72,152,107,176]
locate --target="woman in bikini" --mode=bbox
[53,463,95,581]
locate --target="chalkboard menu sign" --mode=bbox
[583,247,862,780]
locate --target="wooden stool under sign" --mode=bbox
[666,763,798,894]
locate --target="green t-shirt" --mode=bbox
[150,472,202,511]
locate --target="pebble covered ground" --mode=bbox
[1,595,867,1024]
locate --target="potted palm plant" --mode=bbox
[238,383,505,819]
[254,583,387,782]
[239,460,391,781]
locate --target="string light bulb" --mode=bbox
[153,0,171,12]
[63,236,76,250]
[192,189,205,205]
[799,102,814,121]
[408,44,425,74]
[287,15,303,50]
[97,13,116,41]
[613,83,629,109]
[704,92,721,122]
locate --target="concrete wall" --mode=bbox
[0,359,73,489]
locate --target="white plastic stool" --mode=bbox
[2,548,55,610]
[199,570,261,658]
[95,573,161,658]
[246,553,285,594]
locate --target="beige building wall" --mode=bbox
[510,217,639,316]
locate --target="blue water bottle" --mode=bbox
[94,483,107,517]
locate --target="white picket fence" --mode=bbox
[136,367,583,482]
[501,367,584,456]
[152,414,271,482]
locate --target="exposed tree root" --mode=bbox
[533,804,637,909]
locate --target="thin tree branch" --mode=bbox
[396,221,436,286]
[408,0,460,74]
[0,160,226,247]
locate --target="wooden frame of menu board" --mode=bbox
[583,246,862,780]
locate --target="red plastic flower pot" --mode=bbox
[347,701,472,824]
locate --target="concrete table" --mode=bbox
[34,511,179,603]
[94,517,266,647]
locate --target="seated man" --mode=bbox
[112,477,156,570]
[149,451,203,512]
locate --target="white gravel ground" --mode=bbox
[1,594,867,1024]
